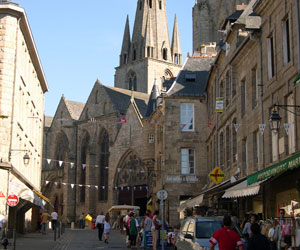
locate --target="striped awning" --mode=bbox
[222,180,261,198]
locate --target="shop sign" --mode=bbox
[216,98,224,113]
[165,175,199,184]
[247,152,300,185]
[209,167,226,184]
[0,192,5,198]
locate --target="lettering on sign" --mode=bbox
[209,167,226,184]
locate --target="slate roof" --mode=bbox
[222,10,244,29]
[145,81,160,117]
[44,116,53,128]
[167,56,214,97]
[103,86,149,117]
[64,100,85,120]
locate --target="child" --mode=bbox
[104,215,111,244]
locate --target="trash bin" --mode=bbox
[85,214,93,229]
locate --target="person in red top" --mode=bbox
[209,215,243,250]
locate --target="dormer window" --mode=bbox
[185,73,196,82]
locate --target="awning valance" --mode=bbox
[222,180,261,198]
[179,194,204,211]
[247,152,300,185]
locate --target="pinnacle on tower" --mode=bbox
[144,11,154,58]
[171,14,182,65]
[120,15,131,66]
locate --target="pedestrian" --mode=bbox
[0,213,5,237]
[209,215,243,250]
[96,212,105,241]
[152,210,162,250]
[104,214,111,244]
[124,212,131,247]
[51,210,58,230]
[143,210,153,247]
[41,210,51,235]
[243,214,256,239]
[0,213,4,233]
[37,212,42,232]
[129,212,138,250]
[79,212,84,229]
[247,223,270,250]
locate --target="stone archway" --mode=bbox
[114,151,148,215]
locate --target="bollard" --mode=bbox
[71,222,74,230]
[57,224,60,239]
[62,223,64,235]
[54,227,56,241]
[12,229,16,250]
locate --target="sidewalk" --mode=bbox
[2,229,61,250]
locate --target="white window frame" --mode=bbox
[148,134,155,144]
[181,148,195,175]
[180,103,195,132]
[283,17,291,65]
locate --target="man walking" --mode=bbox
[247,223,270,250]
[51,210,58,230]
[96,212,105,241]
[209,215,243,250]
[41,210,51,235]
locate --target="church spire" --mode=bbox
[171,14,182,65]
[120,15,131,66]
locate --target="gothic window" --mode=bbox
[134,76,137,91]
[124,53,128,64]
[80,133,90,203]
[174,54,179,64]
[159,1,162,9]
[128,72,137,91]
[133,49,137,61]
[163,48,168,60]
[149,0,152,8]
[99,130,109,201]
[147,46,151,58]
[129,78,133,91]
[139,0,142,10]
[55,132,69,171]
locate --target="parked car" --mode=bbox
[175,217,246,250]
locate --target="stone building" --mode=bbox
[0,1,48,234]
[115,0,182,94]
[193,0,250,52]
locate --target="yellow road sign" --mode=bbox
[209,167,226,184]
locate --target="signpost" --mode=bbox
[157,189,168,250]
[209,167,226,185]
[7,194,19,207]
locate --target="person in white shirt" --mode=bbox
[51,211,58,230]
[96,212,105,241]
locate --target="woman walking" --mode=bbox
[104,214,111,244]
[152,210,162,250]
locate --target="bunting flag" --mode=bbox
[149,119,157,125]
[62,183,67,186]
[71,184,74,189]
[121,187,124,191]
[59,161,63,167]
[133,187,136,190]
[259,124,266,135]
[233,124,241,133]
[79,185,83,187]
[284,123,291,135]
[140,186,142,190]
[45,181,49,185]
[82,164,86,169]
[118,118,127,124]
[87,185,91,188]
[95,186,98,190]
[102,186,105,190]
[105,167,109,169]
[95,165,99,168]
[47,159,51,165]
[127,187,130,190]
[115,187,118,190]
[70,163,75,168]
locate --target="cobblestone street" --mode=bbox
[4,229,128,250]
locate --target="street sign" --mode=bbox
[0,192,5,198]
[157,189,168,200]
[209,167,226,185]
[7,194,19,207]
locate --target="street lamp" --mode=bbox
[9,150,30,166]
[269,104,300,132]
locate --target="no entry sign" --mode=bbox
[7,194,19,207]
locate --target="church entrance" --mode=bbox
[115,152,148,215]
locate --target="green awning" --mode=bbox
[294,73,300,87]
[247,152,300,185]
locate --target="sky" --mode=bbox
[16,0,194,116]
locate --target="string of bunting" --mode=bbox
[44,180,148,191]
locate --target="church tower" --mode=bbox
[115,0,182,94]
[193,0,250,52]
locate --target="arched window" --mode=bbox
[163,48,168,60]
[149,0,152,8]
[128,72,137,91]
[124,53,128,64]
[99,130,109,201]
[80,134,90,203]
[174,54,178,64]
[133,76,137,91]
[159,0,162,9]
[129,78,133,90]
[133,49,137,61]
[139,0,142,10]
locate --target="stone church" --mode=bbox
[42,0,246,225]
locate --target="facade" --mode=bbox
[193,0,250,52]
[115,0,182,94]
[0,2,48,234]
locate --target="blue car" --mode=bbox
[175,217,246,250]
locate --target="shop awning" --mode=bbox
[247,152,300,185]
[222,180,261,198]
[179,194,204,211]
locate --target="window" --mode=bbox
[185,73,196,82]
[147,46,151,57]
[232,67,237,98]
[181,149,195,174]
[99,130,109,201]
[174,54,179,64]
[148,134,155,144]
[226,126,231,167]
[252,67,258,109]
[180,103,194,131]
[220,81,224,98]
[149,0,152,8]
[225,71,231,106]
[163,48,168,60]
[267,35,275,79]
[139,0,142,10]
[159,0,162,9]
[133,49,137,61]
[241,78,246,118]
[124,53,128,64]
[253,131,260,171]
[283,18,291,65]
[128,72,137,91]
[220,132,224,167]
[232,119,237,163]
[242,137,248,176]
[287,94,296,154]
[133,76,137,91]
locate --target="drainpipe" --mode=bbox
[296,0,300,72]
[215,65,219,168]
